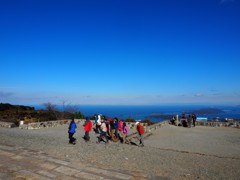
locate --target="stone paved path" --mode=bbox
[0,144,149,180]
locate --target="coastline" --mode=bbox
[32,104,240,122]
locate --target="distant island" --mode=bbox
[144,108,225,121]
[184,108,225,115]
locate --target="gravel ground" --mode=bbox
[0,122,240,180]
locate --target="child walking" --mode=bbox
[136,121,144,147]
[122,122,129,144]
[83,117,92,142]
[96,119,109,144]
[68,118,77,145]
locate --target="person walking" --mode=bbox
[68,118,77,145]
[118,119,123,142]
[95,114,102,134]
[83,117,92,142]
[110,119,118,142]
[114,117,119,140]
[136,121,144,147]
[96,119,109,144]
[122,122,129,144]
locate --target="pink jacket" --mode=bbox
[122,126,128,135]
[118,120,123,131]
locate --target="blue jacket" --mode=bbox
[114,121,118,129]
[69,122,77,133]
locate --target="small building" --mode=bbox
[197,117,208,121]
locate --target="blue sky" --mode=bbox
[0,0,240,105]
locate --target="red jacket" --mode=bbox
[137,124,144,135]
[84,121,92,132]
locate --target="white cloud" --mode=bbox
[194,93,204,97]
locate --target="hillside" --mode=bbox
[0,103,73,126]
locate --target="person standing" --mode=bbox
[68,118,77,145]
[170,116,176,125]
[83,117,92,142]
[136,121,144,147]
[187,115,192,128]
[192,113,197,127]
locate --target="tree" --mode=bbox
[42,102,57,120]
[43,102,57,111]
[65,104,79,114]
[60,99,68,119]
[65,104,85,119]
[74,111,85,119]
[125,116,136,122]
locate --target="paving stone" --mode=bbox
[46,157,70,166]
[37,170,58,178]
[0,145,15,151]
[55,175,78,180]
[68,161,86,170]
[76,171,106,180]
[8,164,23,172]
[69,162,133,179]
[54,166,80,176]
[32,154,50,160]
[0,172,15,180]
[0,149,15,157]
[87,167,133,180]
[33,154,70,166]
[14,170,51,180]
[0,144,145,180]
[11,155,24,160]
[0,165,9,173]
[39,161,59,170]
[54,165,107,179]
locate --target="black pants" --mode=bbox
[69,132,75,143]
[84,131,90,141]
[96,124,100,133]
[98,131,108,143]
[115,129,119,139]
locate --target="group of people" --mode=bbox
[68,115,145,147]
[181,113,197,128]
[170,113,197,128]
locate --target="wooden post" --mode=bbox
[176,114,179,126]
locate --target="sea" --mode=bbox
[34,104,240,123]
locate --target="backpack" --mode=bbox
[137,124,144,135]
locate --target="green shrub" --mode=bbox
[74,111,85,119]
